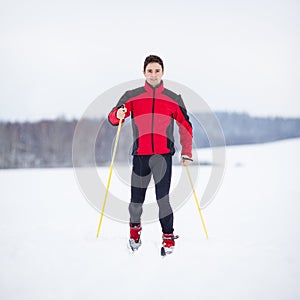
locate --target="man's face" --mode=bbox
[143,62,164,87]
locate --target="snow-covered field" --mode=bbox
[1,139,300,300]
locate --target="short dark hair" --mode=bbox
[143,55,164,72]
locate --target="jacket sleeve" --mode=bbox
[108,91,131,126]
[173,95,193,157]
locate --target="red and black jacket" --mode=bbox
[108,81,193,157]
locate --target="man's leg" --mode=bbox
[129,155,151,225]
[150,154,173,234]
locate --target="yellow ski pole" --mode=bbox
[185,166,209,239]
[96,118,122,238]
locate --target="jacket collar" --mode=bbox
[144,80,164,93]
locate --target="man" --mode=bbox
[108,55,193,255]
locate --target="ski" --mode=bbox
[161,246,175,257]
[128,238,141,253]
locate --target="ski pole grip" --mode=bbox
[182,156,193,162]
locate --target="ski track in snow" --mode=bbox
[0,139,300,300]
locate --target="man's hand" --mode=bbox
[181,155,193,166]
[116,106,127,120]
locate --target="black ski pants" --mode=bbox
[129,154,174,234]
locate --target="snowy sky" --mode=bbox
[1,0,300,121]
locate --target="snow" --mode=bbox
[1,139,300,300]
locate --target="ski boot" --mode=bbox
[128,224,142,252]
[161,232,179,256]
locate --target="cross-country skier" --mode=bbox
[108,55,193,255]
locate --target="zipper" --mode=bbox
[151,88,155,153]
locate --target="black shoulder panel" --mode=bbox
[163,88,192,128]
[162,88,179,101]
[115,86,146,108]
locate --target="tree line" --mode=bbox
[0,112,299,169]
